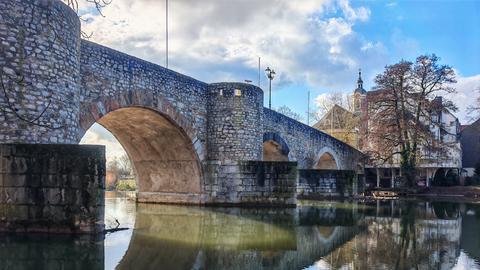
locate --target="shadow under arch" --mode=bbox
[81,106,204,202]
[263,132,290,161]
[314,147,340,170]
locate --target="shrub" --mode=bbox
[116,181,136,191]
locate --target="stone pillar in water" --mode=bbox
[0,144,105,233]
[0,1,105,233]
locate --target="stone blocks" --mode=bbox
[207,83,264,162]
[0,144,105,233]
[0,0,81,144]
[297,169,357,198]
[204,161,297,206]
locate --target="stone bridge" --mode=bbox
[0,0,363,232]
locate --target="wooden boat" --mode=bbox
[372,190,399,200]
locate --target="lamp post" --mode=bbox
[265,67,276,109]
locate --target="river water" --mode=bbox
[1,196,479,270]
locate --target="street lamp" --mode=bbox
[265,67,276,109]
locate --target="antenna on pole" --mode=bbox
[258,57,261,88]
[166,0,169,69]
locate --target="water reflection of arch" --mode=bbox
[116,204,362,270]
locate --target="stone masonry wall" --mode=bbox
[263,108,364,170]
[204,161,297,206]
[207,83,263,162]
[0,144,105,233]
[0,0,81,143]
[80,41,209,150]
[297,169,357,198]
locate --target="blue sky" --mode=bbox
[271,0,480,122]
[356,0,479,76]
[78,0,480,159]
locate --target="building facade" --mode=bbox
[460,119,480,177]
[314,71,462,188]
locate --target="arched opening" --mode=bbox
[263,140,289,161]
[262,132,290,161]
[315,153,338,170]
[81,123,136,192]
[81,107,202,200]
[432,168,459,186]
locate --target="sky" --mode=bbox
[77,0,480,160]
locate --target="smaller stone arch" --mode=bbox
[314,147,341,170]
[263,132,290,161]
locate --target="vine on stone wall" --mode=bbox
[0,3,65,130]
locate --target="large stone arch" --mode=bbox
[263,132,290,161]
[79,90,206,159]
[79,91,206,203]
[314,147,341,170]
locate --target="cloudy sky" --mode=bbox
[77,0,480,160]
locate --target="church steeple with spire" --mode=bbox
[353,68,366,115]
[354,69,366,95]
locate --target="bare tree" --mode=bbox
[366,54,457,187]
[62,0,112,39]
[107,157,121,175]
[63,0,112,16]
[467,87,480,121]
[276,105,304,122]
[119,153,134,177]
[310,92,353,123]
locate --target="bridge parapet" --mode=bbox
[262,108,364,170]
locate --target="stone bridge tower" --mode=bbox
[0,0,81,143]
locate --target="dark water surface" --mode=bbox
[1,196,479,270]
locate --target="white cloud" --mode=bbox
[385,2,398,8]
[337,0,370,22]
[80,123,127,162]
[447,73,480,124]
[79,0,382,92]
[75,0,389,156]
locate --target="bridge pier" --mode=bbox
[0,144,105,233]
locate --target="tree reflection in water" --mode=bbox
[318,200,475,269]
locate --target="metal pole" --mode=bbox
[166,0,168,69]
[269,78,272,109]
[307,90,310,125]
[258,57,261,88]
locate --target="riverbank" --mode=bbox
[414,186,480,203]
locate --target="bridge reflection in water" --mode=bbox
[0,199,479,270]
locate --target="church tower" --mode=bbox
[353,69,366,115]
